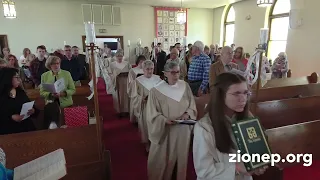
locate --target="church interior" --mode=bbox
[0,0,319,179]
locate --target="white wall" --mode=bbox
[212,0,320,77]
[0,0,213,63]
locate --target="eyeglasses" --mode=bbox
[227,91,252,97]
[167,70,180,75]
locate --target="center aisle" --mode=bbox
[97,78,196,180]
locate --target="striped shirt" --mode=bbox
[188,53,211,91]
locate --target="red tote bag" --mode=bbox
[64,106,89,127]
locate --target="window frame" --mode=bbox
[223,5,235,46]
[266,0,290,58]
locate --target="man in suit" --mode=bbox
[156,45,167,78]
[209,46,239,92]
[72,46,89,80]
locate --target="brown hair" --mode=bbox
[234,46,245,59]
[8,55,19,68]
[207,72,249,153]
[23,48,31,55]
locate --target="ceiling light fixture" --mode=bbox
[176,0,186,24]
[2,0,16,18]
[257,0,274,7]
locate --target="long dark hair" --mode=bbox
[0,67,21,97]
[207,72,249,153]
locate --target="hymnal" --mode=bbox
[231,118,271,171]
[174,119,197,125]
[14,149,67,180]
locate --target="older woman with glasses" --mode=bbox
[0,68,38,135]
[130,60,161,152]
[146,61,197,180]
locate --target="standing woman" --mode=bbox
[19,48,31,66]
[127,55,146,122]
[108,50,132,117]
[40,56,76,128]
[146,61,197,180]
[130,60,161,152]
[232,47,248,72]
[193,73,268,180]
[0,68,38,135]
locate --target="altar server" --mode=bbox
[130,60,161,151]
[109,50,131,116]
[193,73,268,180]
[127,55,146,122]
[146,61,197,180]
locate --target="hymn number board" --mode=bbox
[155,7,187,53]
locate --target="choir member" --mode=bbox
[193,73,268,180]
[130,60,161,152]
[0,68,38,135]
[146,61,197,180]
[127,55,146,122]
[108,49,131,116]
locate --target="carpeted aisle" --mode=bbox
[97,78,196,180]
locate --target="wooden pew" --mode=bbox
[250,83,320,102]
[254,96,320,129]
[262,72,318,88]
[0,125,109,179]
[254,120,320,180]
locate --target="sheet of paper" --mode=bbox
[14,149,66,180]
[54,78,65,93]
[20,101,35,120]
[42,83,57,93]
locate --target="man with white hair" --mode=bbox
[209,46,239,92]
[187,41,211,96]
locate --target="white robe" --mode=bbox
[127,67,144,122]
[146,80,197,180]
[193,114,253,180]
[109,60,131,113]
[130,75,162,143]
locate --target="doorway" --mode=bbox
[0,35,9,56]
[81,36,124,52]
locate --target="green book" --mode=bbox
[231,117,271,171]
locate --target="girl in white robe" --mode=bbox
[108,50,131,116]
[130,60,162,152]
[127,55,146,123]
[146,61,197,180]
[193,72,268,180]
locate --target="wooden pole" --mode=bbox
[87,43,103,160]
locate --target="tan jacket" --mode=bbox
[209,61,238,91]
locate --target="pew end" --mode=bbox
[307,72,319,83]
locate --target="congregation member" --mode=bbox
[19,48,31,66]
[166,48,180,63]
[61,45,82,85]
[0,59,7,68]
[0,68,38,135]
[0,47,10,61]
[40,56,76,108]
[72,46,89,80]
[127,55,146,122]
[108,49,131,117]
[174,43,182,57]
[185,43,192,55]
[271,52,289,79]
[209,44,216,63]
[155,44,167,78]
[146,61,197,180]
[209,46,238,92]
[232,47,248,72]
[193,73,268,180]
[187,41,211,96]
[130,60,161,152]
[30,45,48,87]
[7,55,27,89]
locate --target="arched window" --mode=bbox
[267,0,290,60]
[223,5,235,46]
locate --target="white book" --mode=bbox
[14,149,67,180]
[42,78,65,94]
[20,101,35,120]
